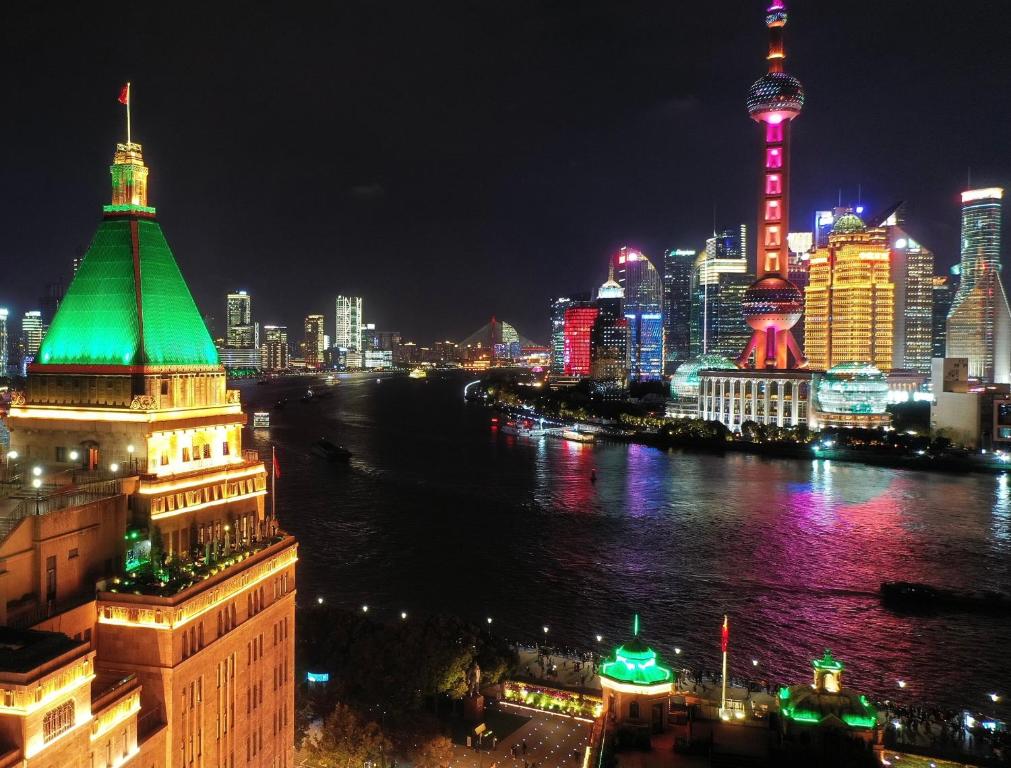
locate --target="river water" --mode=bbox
[241,373,1011,714]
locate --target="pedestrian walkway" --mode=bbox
[449,708,591,768]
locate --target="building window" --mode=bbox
[43,700,75,743]
[765,147,782,169]
[765,174,781,195]
[182,447,191,462]
[764,200,781,221]
[56,446,67,462]
[68,548,79,560]
[221,441,230,456]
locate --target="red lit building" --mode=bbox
[563,306,599,377]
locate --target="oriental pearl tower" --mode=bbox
[737,0,807,369]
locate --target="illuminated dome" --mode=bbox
[832,213,866,234]
[671,354,737,399]
[779,651,879,730]
[742,275,803,331]
[815,363,889,415]
[746,72,805,119]
[599,617,674,691]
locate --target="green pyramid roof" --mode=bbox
[37,215,219,370]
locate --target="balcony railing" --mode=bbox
[0,479,123,542]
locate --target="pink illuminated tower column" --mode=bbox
[737,0,807,369]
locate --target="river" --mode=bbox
[240,372,1011,715]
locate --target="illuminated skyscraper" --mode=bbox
[563,305,599,377]
[21,310,45,356]
[932,274,956,359]
[690,231,752,359]
[662,249,695,371]
[946,188,1011,382]
[591,265,629,382]
[261,325,289,370]
[226,290,254,347]
[7,126,296,768]
[738,0,806,369]
[0,307,8,375]
[550,297,574,373]
[304,313,326,368]
[335,295,363,353]
[804,213,894,371]
[616,247,663,381]
[886,225,934,373]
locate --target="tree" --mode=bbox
[411,736,455,768]
[305,703,391,768]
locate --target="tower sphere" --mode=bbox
[742,275,803,331]
[747,72,804,121]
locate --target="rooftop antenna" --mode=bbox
[857,184,862,208]
[633,613,640,637]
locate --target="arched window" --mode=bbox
[629,701,640,719]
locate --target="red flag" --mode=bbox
[720,615,729,654]
[272,451,281,478]
[118,83,130,105]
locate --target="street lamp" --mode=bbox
[401,611,408,620]
[897,680,907,689]
[317,596,324,605]
[127,444,135,471]
[32,465,42,478]
[674,647,682,655]
[362,604,369,613]
[32,477,42,514]
[110,463,120,474]
[990,693,1001,703]
[595,634,603,643]
[752,659,759,667]
[69,450,79,462]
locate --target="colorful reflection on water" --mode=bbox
[244,374,1011,716]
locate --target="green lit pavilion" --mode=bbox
[599,616,675,734]
[778,650,880,739]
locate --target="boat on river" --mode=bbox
[501,419,546,437]
[313,438,352,463]
[561,429,595,443]
[881,581,1011,615]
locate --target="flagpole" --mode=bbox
[720,614,728,718]
[271,445,276,522]
[126,81,132,144]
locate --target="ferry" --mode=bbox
[501,419,547,437]
[562,429,595,444]
[409,367,428,379]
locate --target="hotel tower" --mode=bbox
[1,131,297,768]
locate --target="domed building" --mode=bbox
[778,651,880,746]
[670,355,738,400]
[814,362,891,428]
[599,617,675,738]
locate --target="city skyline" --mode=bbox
[2,2,1010,343]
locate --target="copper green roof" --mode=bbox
[37,215,219,369]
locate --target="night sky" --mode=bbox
[2,1,1010,346]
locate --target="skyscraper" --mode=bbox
[21,310,45,356]
[550,296,575,374]
[261,325,289,370]
[662,249,695,372]
[0,307,8,375]
[562,305,599,377]
[304,313,326,368]
[690,230,752,360]
[739,0,806,370]
[804,213,894,371]
[7,127,296,768]
[591,265,629,383]
[226,290,255,347]
[946,188,1011,382]
[886,224,934,373]
[616,247,663,381]
[932,274,956,360]
[335,295,363,353]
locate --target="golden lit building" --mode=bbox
[1,134,296,768]
[803,213,894,371]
